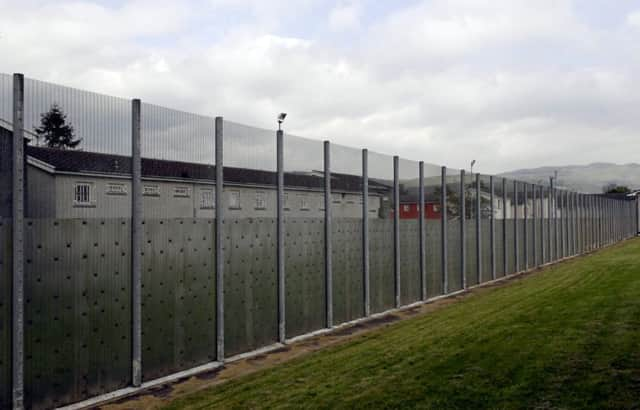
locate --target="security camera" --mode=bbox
[278,113,287,123]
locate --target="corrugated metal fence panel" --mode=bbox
[141,218,216,382]
[400,220,421,305]
[369,219,394,314]
[331,219,363,326]
[285,218,326,338]
[24,219,132,410]
[0,220,10,409]
[223,218,278,357]
[425,220,442,298]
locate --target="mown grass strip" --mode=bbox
[164,239,640,409]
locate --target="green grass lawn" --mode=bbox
[164,239,640,409]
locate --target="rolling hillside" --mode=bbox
[499,163,640,193]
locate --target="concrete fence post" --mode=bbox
[276,129,285,343]
[131,99,142,387]
[441,167,448,294]
[12,73,25,410]
[324,141,333,327]
[460,170,466,289]
[215,117,225,361]
[362,149,370,316]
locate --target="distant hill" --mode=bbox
[498,163,640,193]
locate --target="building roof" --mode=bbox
[25,144,390,194]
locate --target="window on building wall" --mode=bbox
[284,193,290,210]
[143,184,160,197]
[200,189,214,209]
[299,194,310,210]
[174,186,190,197]
[255,191,266,209]
[106,182,127,195]
[74,182,94,206]
[229,190,241,209]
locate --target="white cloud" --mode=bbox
[0,0,639,175]
[628,10,640,28]
[328,2,362,32]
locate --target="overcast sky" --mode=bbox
[1,0,639,174]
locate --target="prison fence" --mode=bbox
[1,73,639,409]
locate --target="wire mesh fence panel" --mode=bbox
[368,151,394,313]
[425,164,443,298]
[464,172,477,287]
[221,121,278,357]
[283,134,326,336]
[399,158,421,305]
[446,168,462,292]
[479,175,493,282]
[140,104,216,381]
[330,143,363,325]
[0,73,12,409]
[21,78,133,409]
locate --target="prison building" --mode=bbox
[21,143,391,219]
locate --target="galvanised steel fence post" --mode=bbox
[215,117,225,361]
[441,167,448,294]
[636,196,639,236]
[540,186,546,265]
[12,72,25,410]
[549,177,555,260]
[514,180,519,272]
[547,183,553,262]
[393,156,400,307]
[131,98,142,387]
[503,178,508,275]
[324,141,333,327]
[276,129,285,343]
[460,170,466,289]
[419,162,426,300]
[476,173,481,284]
[524,183,528,270]
[490,176,496,280]
[561,190,566,258]
[362,149,370,316]
[532,184,536,267]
